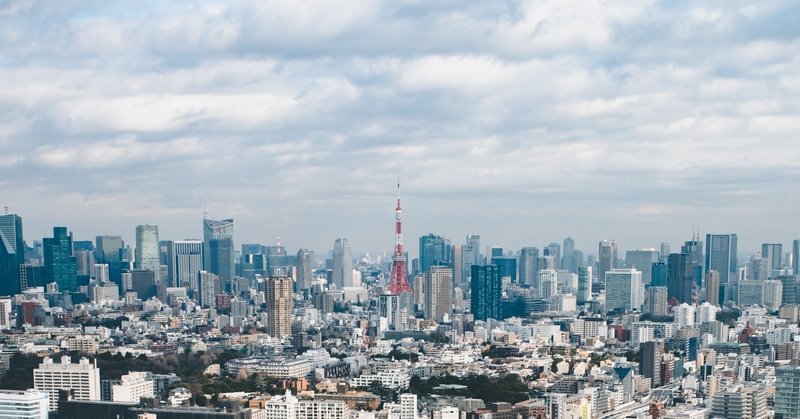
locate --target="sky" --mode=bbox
[1,0,800,258]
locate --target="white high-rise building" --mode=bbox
[674,303,696,328]
[697,301,719,324]
[0,389,49,419]
[763,279,783,311]
[379,293,402,331]
[33,356,100,411]
[93,264,109,283]
[168,240,204,289]
[112,372,154,403]
[0,298,11,329]
[400,393,418,419]
[604,269,643,313]
[537,269,558,299]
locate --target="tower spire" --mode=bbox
[388,178,412,294]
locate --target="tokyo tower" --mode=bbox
[387,180,412,294]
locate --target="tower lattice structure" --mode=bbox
[388,181,412,294]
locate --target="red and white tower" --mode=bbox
[388,180,412,294]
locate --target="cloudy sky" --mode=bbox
[2,0,799,258]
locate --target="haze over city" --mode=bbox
[2,1,799,255]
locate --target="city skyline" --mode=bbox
[1,1,800,255]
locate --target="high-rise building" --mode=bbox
[646,286,668,317]
[95,235,123,284]
[651,261,667,287]
[793,240,799,276]
[562,237,576,273]
[778,275,799,306]
[379,293,402,331]
[34,356,100,411]
[134,225,160,279]
[659,242,671,261]
[331,238,353,289]
[625,249,658,285]
[776,366,800,419]
[43,227,77,292]
[112,371,154,403]
[537,269,558,300]
[471,265,501,321]
[295,249,313,292]
[519,247,538,287]
[166,240,203,289]
[598,240,617,283]
[467,234,481,265]
[738,280,763,306]
[0,389,49,419]
[424,266,452,322]
[667,253,693,304]
[266,241,288,272]
[762,279,783,310]
[0,214,24,296]
[705,234,738,304]
[203,218,234,291]
[577,266,592,304]
[605,268,643,313]
[705,270,721,306]
[639,341,661,388]
[198,271,220,308]
[762,243,783,275]
[545,243,561,270]
[265,268,293,338]
[490,255,517,283]
[681,239,704,289]
[451,244,462,289]
[419,234,451,275]
[710,385,767,419]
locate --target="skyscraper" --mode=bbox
[545,243,561,269]
[625,249,658,285]
[266,240,288,272]
[646,286,668,317]
[667,253,693,304]
[681,239,703,289]
[470,265,501,321]
[295,249,313,292]
[651,261,667,287]
[577,266,592,303]
[639,341,661,388]
[762,243,783,274]
[537,269,558,300]
[134,225,160,279]
[197,271,220,308]
[562,237,576,273]
[705,233,738,304]
[96,235,123,284]
[34,356,100,411]
[705,270,721,306]
[379,293,402,331]
[793,240,799,276]
[203,218,234,291]
[167,240,203,289]
[519,247,539,287]
[419,234,450,274]
[605,268,643,313]
[0,214,24,296]
[598,240,617,283]
[265,268,293,338]
[331,238,353,289]
[43,227,77,292]
[424,266,452,322]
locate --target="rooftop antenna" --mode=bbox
[277,236,281,246]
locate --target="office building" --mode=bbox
[43,227,77,292]
[537,269,558,300]
[738,280,763,306]
[471,265,501,321]
[598,240,617,283]
[605,269,643,313]
[776,366,800,419]
[34,356,100,411]
[793,240,799,276]
[519,247,538,286]
[626,249,658,285]
[167,240,203,289]
[763,279,783,310]
[112,372,154,403]
[424,266,452,322]
[651,261,667,287]
[95,235,123,284]
[134,225,160,278]
[762,243,783,275]
[198,271,220,309]
[562,237,576,273]
[779,275,798,306]
[295,249,313,292]
[705,234,738,303]
[379,293,402,331]
[639,342,661,388]
[0,389,49,419]
[646,286,668,317]
[681,239,704,289]
[667,253,694,304]
[705,270,721,306]
[265,268,293,338]
[0,214,24,296]
[331,238,353,289]
[451,244,462,289]
[577,266,592,303]
[419,234,450,274]
[203,218,235,291]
